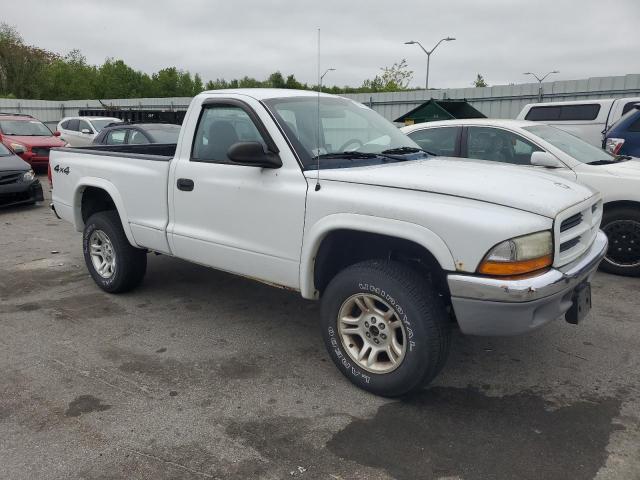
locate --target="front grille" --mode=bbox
[31,147,50,157]
[554,198,602,267]
[560,236,581,252]
[0,190,31,206]
[0,172,22,185]
[560,213,583,232]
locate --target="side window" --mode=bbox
[129,130,150,144]
[192,105,267,163]
[467,127,542,165]
[61,120,69,129]
[105,129,127,145]
[622,102,640,116]
[525,106,561,121]
[78,120,92,133]
[525,104,600,121]
[407,127,459,156]
[67,119,80,132]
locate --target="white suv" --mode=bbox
[56,117,122,147]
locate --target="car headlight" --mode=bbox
[22,169,35,182]
[477,231,553,276]
[10,142,27,154]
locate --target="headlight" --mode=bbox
[22,169,35,182]
[478,231,553,276]
[10,142,27,154]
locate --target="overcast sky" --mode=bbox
[4,0,640,89]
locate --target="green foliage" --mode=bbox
[0,24,420,100]
[474,73,488,87]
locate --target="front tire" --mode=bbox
[83,210,147,293]
[320,260,450,397]
[600,207,640,277]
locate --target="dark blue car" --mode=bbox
[605,105,640,157]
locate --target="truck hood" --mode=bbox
[3,135,66,147]
[307,158,596,218]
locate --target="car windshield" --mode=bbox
[90,119,121,132]
[523,124,616,163]
[146,125,181,143]
[0,119,52,136]
[0,143,12,156]
[263,96,426,169]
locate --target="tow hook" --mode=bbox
[50,203,61,219]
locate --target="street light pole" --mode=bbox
[405,37,455,90]
[320,68,335,91]
[523,70,559,102]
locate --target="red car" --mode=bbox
[0,113,66,170]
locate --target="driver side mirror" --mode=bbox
[53,131,61,137]
[227,142,282,169]
[81,128,92,135]
[531,151,564,168]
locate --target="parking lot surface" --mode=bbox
[1,177,639,480]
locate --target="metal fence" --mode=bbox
[1,74,639,127]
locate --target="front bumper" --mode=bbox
[0,179,44,208]
[447,230,608,336]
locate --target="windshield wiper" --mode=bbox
[587,155,632,165]
[314,151,379,160]
[381,146,434,156]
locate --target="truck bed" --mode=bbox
[50,145,176,254]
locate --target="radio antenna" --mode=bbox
[315,28,321,192]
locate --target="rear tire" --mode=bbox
[600,207,640,277]
[320,260,450,397]
[83,210,147,293]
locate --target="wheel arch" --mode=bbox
[602,199,640,215]
[300,214,455,299]
[73,178,137,246]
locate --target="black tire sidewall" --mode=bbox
[600,207,640,277]
[83,212,128,292]
[321,261,447,397]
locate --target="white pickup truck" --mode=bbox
[51,89,607,397]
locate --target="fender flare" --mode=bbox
[73,177,138,247]
[299,213,456,299]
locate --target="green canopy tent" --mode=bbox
[394,99,486,126]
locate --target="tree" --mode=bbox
[473,74,488,87]
[362,59,413,92]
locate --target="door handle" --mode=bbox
[177,178,194,191]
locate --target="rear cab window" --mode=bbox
[525,104,600,121]
[105,129,128,145]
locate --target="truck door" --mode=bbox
[168,97,308,290]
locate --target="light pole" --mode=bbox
[320,68,335,91]
[405,37,455,90]
[523,70,559,102]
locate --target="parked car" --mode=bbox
[92,123,181,146]
[56,116,122,147]
[0,113,66,170]
[51,89,606,397]
[402,119,640,276]
[604,105,640,157]
[0,142,44,207]
[516,98,640,147]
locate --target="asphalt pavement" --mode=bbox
[1,176,639,480]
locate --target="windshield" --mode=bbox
[523,124,615,163]
[146,125,180,143]
[263,96,425,169]
[0,143,12,156]
[0,119,52,136]
[90,119,121,132]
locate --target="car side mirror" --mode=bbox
[81,128,92,135]
[53,131,61,137]
[11,144,26,154]
[531,151,564,168]
[227,141,282,169]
